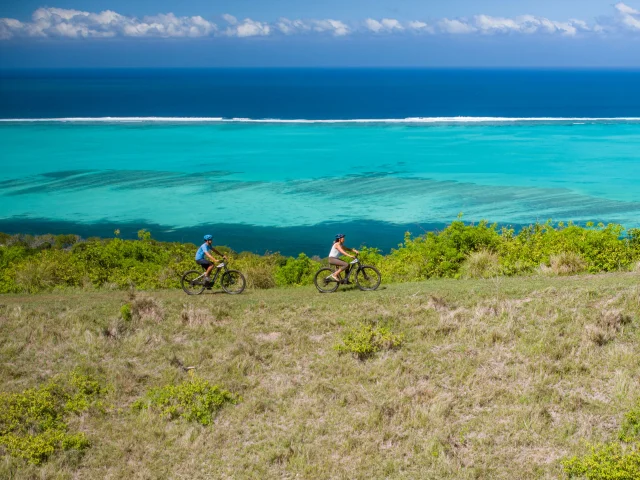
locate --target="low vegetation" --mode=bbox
[0,371,106,465]
[1,272,639,478]
[132,374,239,425]
[562,398,640,479]
[334,321,404,360]
[1,219,639,293]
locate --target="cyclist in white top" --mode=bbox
[328,233,359,282]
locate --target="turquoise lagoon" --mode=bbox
[1,120,639,253]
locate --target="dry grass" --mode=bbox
[547,251,587,276]
[461,249,500,279]
[0,273,639,479]
[245,264,277,289]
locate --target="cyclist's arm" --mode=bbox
[204,250,220,263]
[211,248,226,258]
[336,244,356,258]
[344,245,360,255]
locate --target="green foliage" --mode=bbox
[381,220,502,281]
[236,252,280,289]
[0,371,106,464]
[563,400,640,479]
[137,229,152,241]
[563,443,640,480]
[1,219,639,293]
[132,375,239,425]
[120,303,132,321]
[274,253,320,287]
[620,404,640,443]
[335,322,404,360]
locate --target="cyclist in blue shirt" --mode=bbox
[195,235,226,282]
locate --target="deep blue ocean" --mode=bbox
[1,69,639,255]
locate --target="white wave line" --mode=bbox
[2,116,640,123]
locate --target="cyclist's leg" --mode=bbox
[328,258,348,280]
[196,259,214,279]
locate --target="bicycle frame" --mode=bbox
[193,262,228,286]
[333,258,361,282]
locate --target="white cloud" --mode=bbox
[615,2,640,15]
[0,7,217,39]
[365,18,403,33]
[438,18,476,34]
[225,18,270,37]
[222,14,237,26]
[407,21,434,33]
[311,19,349,36]
[273,18,348,36]
[615,2,640,30]
[1,3,640,40]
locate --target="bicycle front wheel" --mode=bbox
[314,267,340,293]
[221,270,246,294]
[355,265,381,291]
[181,270,205,295]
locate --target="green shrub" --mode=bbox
[137,229,152,241]
[274,253,319,287]
[335,322,404,360]
[0,371,106,464]
[1,218,639,293]
[461,249,500,279]
[132,375,239,425]
[562,443,640,479]
[620,404,640,443]
[120,303,132,321]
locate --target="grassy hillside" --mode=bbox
[1,272,639,478]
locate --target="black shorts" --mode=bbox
[196,259,213,270]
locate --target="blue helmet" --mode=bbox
[335,233,345,241]
[203,234,213,241]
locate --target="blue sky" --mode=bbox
[1,1,639,67]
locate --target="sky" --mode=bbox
[0,1,639,67]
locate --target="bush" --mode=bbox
[335,322,404,360]
[549,252,587,276]
[120,303,132,321]
[563,399,640,479]
[1,219,639,293]
[0,371,106,464]
[132,375,239,425]
[620,404,640,443]
[236,252,280,289]
[274,253,320,287]
[461,249,500,279]
[563,443,640,479]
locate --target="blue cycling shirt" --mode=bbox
[195,243,212,261]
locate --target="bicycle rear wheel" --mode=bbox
[221,270,246,294]
[314,267,340,293]
[181,270,206,295]
[355,265,381,291]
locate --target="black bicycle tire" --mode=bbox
[314,267,340,293]
[181,270,206,295]
[221,270,246,294]
[355,265,382,291]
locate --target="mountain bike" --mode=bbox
[313,256,381,293]
[181,262,246,295]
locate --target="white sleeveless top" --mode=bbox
[329,243,342,258]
